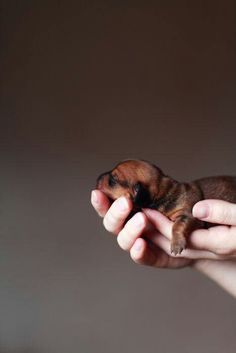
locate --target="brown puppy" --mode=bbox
[96,159,236,255]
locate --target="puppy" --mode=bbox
[96,159,236,255]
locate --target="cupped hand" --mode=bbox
[92,190,236,264]
[91,191,236,297]
[138,199,236,260]
[91,190,191,269]
[137,199,236,260]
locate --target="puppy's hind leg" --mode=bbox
[171,215,201,255]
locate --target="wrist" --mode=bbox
[191,259,236,298]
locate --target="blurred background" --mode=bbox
[1,1,236,352]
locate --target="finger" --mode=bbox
[91,190,111,217]
[189,225,236,256]
[192,199,236,226]
[152,233,228,260]
[142,208,173,239]
[130,238,191,268]
[130,238,158,266]
[117,212,148,251]
[103,196,133,234]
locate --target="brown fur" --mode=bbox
[96,159,236,255]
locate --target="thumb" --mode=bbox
[192,199,236,226]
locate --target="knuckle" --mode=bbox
[210,202,236,225]
[220,208,231,224]
[207,204,217,222]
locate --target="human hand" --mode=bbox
[190,199,236,257]
[91,190,235,262]
[91,190,191,269]
[136,199,236,260]
[136,200,236,298]
[91,191,236,297]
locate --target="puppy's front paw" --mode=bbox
[170,237,186,255]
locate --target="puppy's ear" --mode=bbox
[133,182,151,208]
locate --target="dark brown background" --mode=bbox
[1,1,236,352]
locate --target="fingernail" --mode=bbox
[91,190,98,204]
[192,203,209,219]
[117,197,129,212]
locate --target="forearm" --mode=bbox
[193,259,236,299]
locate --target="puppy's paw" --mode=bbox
[170,237,186,256]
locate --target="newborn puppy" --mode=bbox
[96,159,236,255]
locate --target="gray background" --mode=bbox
[1,1,236,352]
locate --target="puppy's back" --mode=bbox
[193,176,236,203]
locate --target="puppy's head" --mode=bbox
[96,160,163,209]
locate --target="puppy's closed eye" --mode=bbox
[108,174,117,187]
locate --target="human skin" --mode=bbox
[91,190,236,298]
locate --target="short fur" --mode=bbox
[96,159,236,255]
